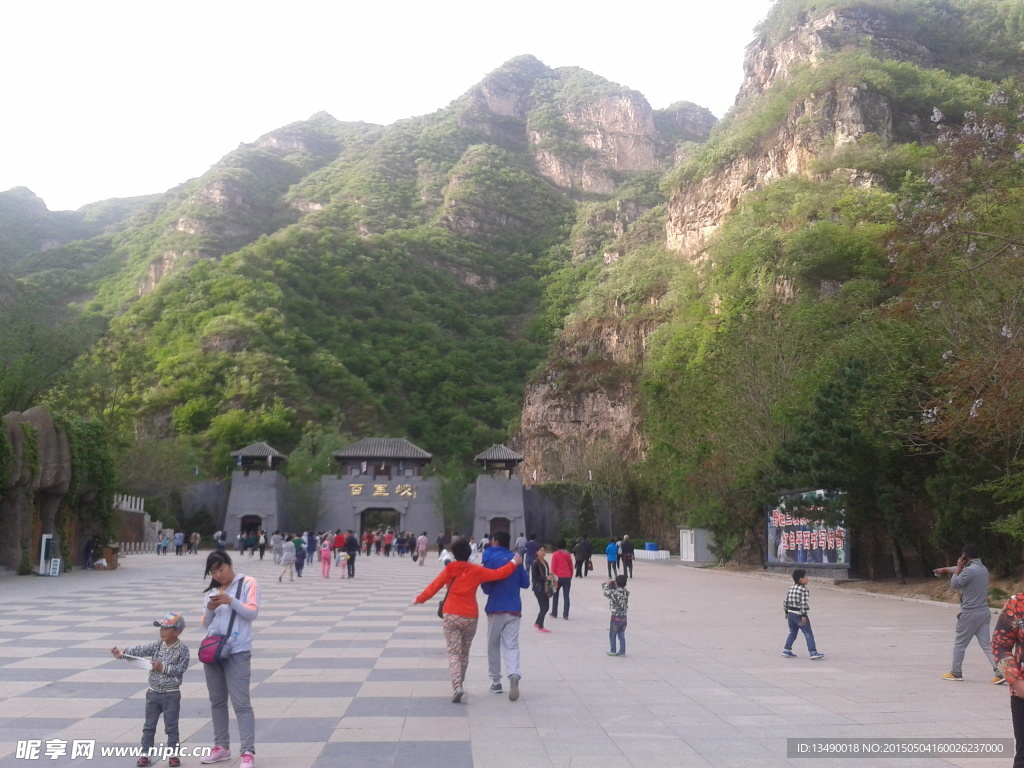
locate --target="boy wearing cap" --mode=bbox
[111,613,191,767]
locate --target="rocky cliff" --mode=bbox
[515,6,933,483]
[0,407,72,573]
[666,6,935,259]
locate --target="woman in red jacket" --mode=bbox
[549,538,574,620]
[415,537,521,702]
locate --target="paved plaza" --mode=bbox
[0,550,1015,767]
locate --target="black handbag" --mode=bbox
[437,573,458,618]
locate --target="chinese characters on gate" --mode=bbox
[349,483,416,498]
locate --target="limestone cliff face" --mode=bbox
[512,319,659,484]
[666,85,894,258]
[530,92,660,193]
[737,8,932,102]
[515,7,927,483]
[665,7,934,260]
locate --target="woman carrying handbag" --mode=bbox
[531,545,553,633]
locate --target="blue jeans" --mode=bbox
[784,612,817,654]
[610,616,627,654]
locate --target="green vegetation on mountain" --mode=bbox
[8,1,1024,574]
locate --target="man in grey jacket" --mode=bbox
[934,544,1003,683]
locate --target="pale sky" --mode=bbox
[1,0,774,212]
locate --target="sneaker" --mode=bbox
[240,754,255,768]
[607,651,619,656]
[537,627,551,633]
[169,759,181,768]
[452,685,464,703]
[941,672,963,681]
[810,652,825,660]
[136,759,151,767]
[781,650,797,658]
[509,674,520,702]
[993,675,1007,685]
[201,746,232,764]
[489,682,503,693]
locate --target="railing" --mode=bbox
[634,549,671,560]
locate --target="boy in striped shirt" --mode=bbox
[782,569,824,660]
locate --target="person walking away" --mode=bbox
[333,530,346,567]
[514,533,526,557]
[621,535,635,578]
[270,532,283,565]
[603,575,630,656]
[200,552,260,767]
[414,538,520,702]
[605,540,619,579]
[482,530,530,701]
[991,591,1024,766]
[524,534,540,573]
[549,539,573,619]
[294,544,306,578]
[531,546,553,632]
[305,531,316,567]
[782,568,824,660]
[573,538,587,578]
[345,530,359,577]
[190,531,201,555]
[417,532,429,565]
[111,612,190,767]
[320,536,332,578]
[384,530,394,557]
[278,537,295,582]
[174,531,185,556]
[257,532,266,560]
[935,544,1000,682]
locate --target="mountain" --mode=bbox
[7,0,1024,575]
[1,54,715,474]
[511,0,1024,573]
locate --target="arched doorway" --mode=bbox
[240,515,262,535]
[360,508,401,534]
[489,517,510,536]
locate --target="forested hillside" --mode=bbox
[5,0,1024,576]
[515,0,1024,575]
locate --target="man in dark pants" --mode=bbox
[621,535,635,578]
[345,530,359,577]
[524,534,540,573]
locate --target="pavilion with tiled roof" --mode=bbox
[230,441,287,473]
[474,444,524,475]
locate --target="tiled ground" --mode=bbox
[0,550,1015,767]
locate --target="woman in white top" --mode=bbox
[201,551,260,767]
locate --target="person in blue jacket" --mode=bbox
[606,539,619,579]
[482,530,530,702]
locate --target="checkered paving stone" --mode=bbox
[0,552,472,768]
[3,548,1015,768]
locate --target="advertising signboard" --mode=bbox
[766,489,849,568]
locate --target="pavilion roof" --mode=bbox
[333,438,432,461]
[230,441,287,459]
[474,444,524,463]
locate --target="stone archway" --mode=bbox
[489,517,510,536]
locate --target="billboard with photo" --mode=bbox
[766,489,849,567]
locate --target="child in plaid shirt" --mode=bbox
[111,612,190,767]
[782,569,824,660]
